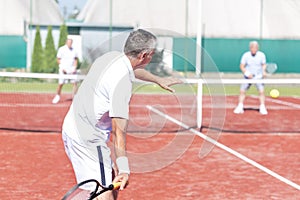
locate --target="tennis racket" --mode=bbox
[62,179,121,200]
[266,63,278,75]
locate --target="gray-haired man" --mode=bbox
[62,29,181,200]
[234,41,268,115]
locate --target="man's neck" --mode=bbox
[126,55,139,70]
[66,45,72,50]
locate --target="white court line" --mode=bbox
[146,105,300,191]
[265,98,300,109]
[250,95,300,109]
[131,104,295,110]
[0,102,295,110]
[0,103,68,108]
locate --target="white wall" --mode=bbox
[79,0,300,39]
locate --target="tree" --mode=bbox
[31,26,45,72]
[44,26,57,73]
[58,24,68,48]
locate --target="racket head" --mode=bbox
[61,179,101,200]
[266,63,278,74]
[62,180,121,200]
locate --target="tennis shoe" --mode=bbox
[259,104,268,115]
[233,105,244,114]
[52,95,60,104]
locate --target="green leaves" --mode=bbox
[44,26,58,73]
[31,26,45,72]
[58,24,68,48]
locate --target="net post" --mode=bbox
[197,79,203,128]
[195,0,202,128]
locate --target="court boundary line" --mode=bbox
[0,102,297,110]
[0,103,68,108]
[146,105,300,191]
[250,95,300,109]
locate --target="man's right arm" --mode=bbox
[240,63,253,78]
[134,69,182,93]
[240,63,246,74]
[240,54,253,79]
[57,47,62,65]
[111,117,129,190]
[57,58,61,65]
[109,76,131,190]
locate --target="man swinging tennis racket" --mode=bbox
[62,29,181,200]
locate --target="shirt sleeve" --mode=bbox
[261,53,266,64]
[108,75,132,120]
[57,47,62,59]
[74,50,78,59]
[240,53,247,65]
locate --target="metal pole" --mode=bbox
[195,0,202,128]
[28,0,33,72]
[109,0,113,51]
[183,0,189,76]
[30,0,32,31]
[185,0,188,36]
[195,0,202,76]
[259,0,264,40]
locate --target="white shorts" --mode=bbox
[240,74,264,92]
[59,68,78,85]
[62,131,113,189]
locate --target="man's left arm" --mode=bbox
[134,69,182,93]
[72,57,78,74]
[262,54,267,77]
[262,63,267,77]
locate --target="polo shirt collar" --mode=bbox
[122,54,135,82]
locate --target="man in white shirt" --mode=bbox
[234,41,268,115]
[52,38,78,104]
[62,29,181,200]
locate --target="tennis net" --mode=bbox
[0,72,299,133]
[0,72,84,132]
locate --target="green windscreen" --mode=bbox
[0,36,27,69]
[173,37,300,73]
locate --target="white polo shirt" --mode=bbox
[57,45,78,70]
[62,51,135,142]
[241,51,266,76]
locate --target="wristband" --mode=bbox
[244,71,251,78]
[116,156,130,175]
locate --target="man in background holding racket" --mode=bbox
[62,29,181,200]
[234,41,268,115]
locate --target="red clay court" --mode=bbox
[0,93,299,199]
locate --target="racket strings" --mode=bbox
[65,189,90,200]
[266,63,278,74]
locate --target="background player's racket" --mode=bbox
[266,63,278,75]
[62,179,121,200]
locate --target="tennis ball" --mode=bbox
[270,89,280,98]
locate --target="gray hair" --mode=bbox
[249,40,259,48]
[124,29,157,57]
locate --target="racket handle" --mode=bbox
[112,182,122,190]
